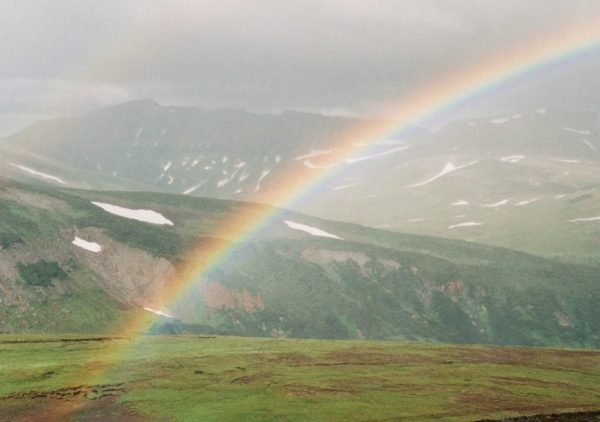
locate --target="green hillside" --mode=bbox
[1,177,599,347]
[298,110,600,263]
[2,103,599,264]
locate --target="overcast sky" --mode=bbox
[1,0,600,134]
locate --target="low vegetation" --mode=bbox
[1,177,600,347]
[17,261,67,287]
[0,335,599,421]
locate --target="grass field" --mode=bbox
[0,335,599,421]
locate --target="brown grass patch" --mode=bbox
[441,347,600,370]
[6,383,126,401]
[283,383,358,397]
[230,372,273,384]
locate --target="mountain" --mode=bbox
[0,99,398,193]
[300,108,600,264]
[1,176,598,347]
[1,101,599,263]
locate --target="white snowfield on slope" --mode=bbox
[284,220,342,239]
[72,236,102,253]
[91,202,174,225]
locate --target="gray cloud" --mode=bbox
[1,0,599,134]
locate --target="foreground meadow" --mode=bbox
[0,335,599,421]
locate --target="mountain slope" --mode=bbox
[297,108,600,262]
[0,177,598,347]
[0,99,398,195]
[2,101,599,263]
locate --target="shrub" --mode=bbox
[0,232,22,249]
[17,261,67,287]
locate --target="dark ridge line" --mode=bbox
[478,410,600,421]
[0,337,128,344]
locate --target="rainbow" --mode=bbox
[51,15,600,406]
[150,18,600,323]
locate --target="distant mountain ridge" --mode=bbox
[1,101,599,263]
[0,99,397,195]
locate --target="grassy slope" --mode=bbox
[301,156,600,264]
[1,177,600,346]
[296,111,600,264]
[0,335,599,421]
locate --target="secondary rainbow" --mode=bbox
[51,16,600,402]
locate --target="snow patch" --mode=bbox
[303,160,333,169]
[448,222,483,229]
[239,170,250,182]
[582,139,596,150]
[481,199,509,208]
[135,127,144,139]
[294,149,333,161]
[554,159,580,163]
[491,117,510,124]
[563,127,591,135]
[284,220,341,239]
[569,216,600,222]
[275,155,281,163]
[72,237,102,253]
[255,170,270,192]
[515,198,539,206]
[408,161,477,187]
[332,183,358,191]
[144,307,174,318]
[183,181,206,195]
[163,161,172,172]
[536,108,546,114]
[91,202,174,226]
[345,145,411,164]
[452,200,469,206]
[222,156,228,163]
[500,155,525,163]
[9,164,69,185]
